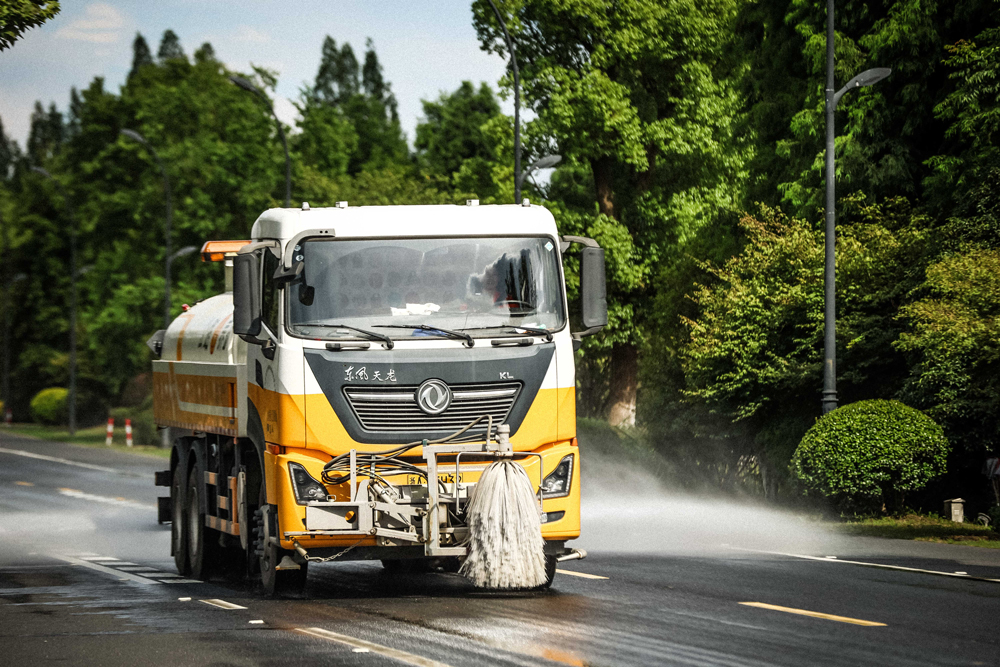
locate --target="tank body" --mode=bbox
[153,293,245,436]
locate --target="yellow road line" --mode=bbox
[740,602,886,626]
[556,569,608,580]
[14,481,33,486]
[296,627,453,667]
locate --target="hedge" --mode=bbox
[790,399,948,511]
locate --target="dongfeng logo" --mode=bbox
[416,379,451,415]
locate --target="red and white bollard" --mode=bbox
[125,418,133,447]
[4,408,11,426]
[105,417,114,446]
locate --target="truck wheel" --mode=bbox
[187,467,222,580]
[257,484,307,597]
[172,464,190,576]
[380,559,413,574]
[533,555,557,590]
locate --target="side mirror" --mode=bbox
[233,252,261,337]
[580,247,607,330]
[562,236,607,347]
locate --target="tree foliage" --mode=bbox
[0,0,59,51]
[473,0,750,424]
[791,400,949,511]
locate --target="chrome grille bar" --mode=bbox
[343,382,522,433]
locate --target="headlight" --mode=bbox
[540,455,573,498]
[288,462,327,504]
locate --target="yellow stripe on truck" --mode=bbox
[248,384,307,450]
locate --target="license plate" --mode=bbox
[407,473,463,485]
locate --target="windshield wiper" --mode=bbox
[461,325,553,343]
[373,324,474,348]
[299,323,394,349]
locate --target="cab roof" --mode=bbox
[250,203,559,242]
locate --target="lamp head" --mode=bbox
[533,154,562,170]
[846,67,891,89]
[31,166,52,179]
[120,128,147,145]
[229,75,261,95]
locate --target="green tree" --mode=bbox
[681,200,931,488]
[304,36,407,174]
[157,29,185,63]
[194,42,217,64]
[415,81,502,196]
[926,26,1000,215]
[776,0,996,216]
[129,33,154,79]
[26,101,63,164]
[2,43,286,413]
[0,0,59,51]
[473,0,749,425]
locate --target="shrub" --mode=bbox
[30,388,68,425]
[790,400,949,512]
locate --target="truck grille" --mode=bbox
[343,382,522,433]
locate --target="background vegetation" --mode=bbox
[2,0,1000,515]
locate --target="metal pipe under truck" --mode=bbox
[150,200,607,594]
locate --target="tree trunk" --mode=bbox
[590,157,637,427]
[592,156,615,218]
[607,343,638,427]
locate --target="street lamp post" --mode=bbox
[822,0,891,414]
[31,167,79,435]
[228,75,291,207]
[516,154,561,196]
[120,129,174,330]
[485,0,523,204]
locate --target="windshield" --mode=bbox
[287,236,565,340]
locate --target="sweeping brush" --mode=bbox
[459,458,548,589]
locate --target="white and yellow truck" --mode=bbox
[151,201,606,594]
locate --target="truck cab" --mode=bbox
[152,201,606,594]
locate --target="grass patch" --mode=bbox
[1,423,170,459]
[839,513,1000,548]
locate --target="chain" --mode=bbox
[293,536,367,563]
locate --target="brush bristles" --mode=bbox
[460,459,548,589]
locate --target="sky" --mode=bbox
[0,1,511,148]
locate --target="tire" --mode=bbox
[187,467,222,581]
[381,559,414,574]
[534,555,557,590]
[257,483,307,597]
[171,462,190,576]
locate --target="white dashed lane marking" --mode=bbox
[731,547,1000,584]
[62,554,201,584]
[58,488,155,510]
[201,599,248,610]
[0,447,124,474]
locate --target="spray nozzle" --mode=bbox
[496,424,513,457]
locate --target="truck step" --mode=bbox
[154,470,172,487]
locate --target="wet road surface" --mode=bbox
[2,430,999,666]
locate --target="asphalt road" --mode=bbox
[2,430,999,667]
